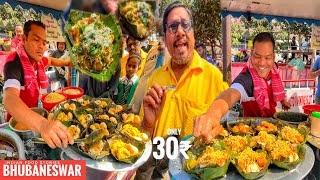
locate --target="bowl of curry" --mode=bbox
[62,86,84,99]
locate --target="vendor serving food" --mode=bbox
[194,32,291,142]
[3,21,74,148]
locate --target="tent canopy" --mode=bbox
[221,0,320,26]
[18,0,70,11]
[1,0,71,19]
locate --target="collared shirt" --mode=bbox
[114,75,139,95]
[116,74,139,105]
[301,41,309,51]
[205,54,216,65]
[141,50,228,139]
[4,48,49,121]
[120,49,147,78]
[121,74,139,84]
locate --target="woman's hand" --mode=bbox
[280,99,290,111]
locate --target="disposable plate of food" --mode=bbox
[170,117,315,180]
[46,97,152,171]
[65,9,123,81]
[60,140,152,172]
[170,141,314,180]
[119,0,156,40]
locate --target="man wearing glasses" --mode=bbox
[136,2,228,179]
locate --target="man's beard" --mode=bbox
[172,54,191,65]
[172,37,192,65]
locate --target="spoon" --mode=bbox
[166,85,176,91]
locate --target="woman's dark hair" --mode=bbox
[253,32,275,51]
[127,54,142,65]
[162,1,193,34]
[24,20,46,38]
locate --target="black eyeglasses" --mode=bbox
[166,20,193,34]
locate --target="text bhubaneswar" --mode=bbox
[3,164,82,176]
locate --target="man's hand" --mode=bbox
[194,113,221,142]
[100,0,119,15]
[142,83,166,130]
[310,69,320,79]
[280,99,291,111]
[67,59,74,68]
[38,120,74,149]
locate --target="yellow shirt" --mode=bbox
[141,50,228,139]
[120,49,147,78]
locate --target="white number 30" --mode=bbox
[153,137,191,160]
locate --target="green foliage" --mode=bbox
[0,3,41,32]
[191,0,221,46]
[232,22,243,46]
[159,0,192,17]
[231,17,312,52]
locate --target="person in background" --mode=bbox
[120,36,147,78]
[136,2,228,179]
[301,38,309,62]
[43,41,52,57]
[114,54,141,105]
[233,52,239,62]
[122,35,128,57]
[240,50,250,62]
[10,25,24,51]
[310,51,320,104]
[0,25,23,55]
[3,21,73,148]
[50,42,66,59]
[194,32,290,142]
[49,42,68,87]
[195,42,215,65]
[290,36,298,60]
[288,53,305,87]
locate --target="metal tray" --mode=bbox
[60,140,152,172]
[222,117,275,124]
[169,144,314,180]
[274,111,309,125]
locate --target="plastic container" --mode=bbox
[61,86,84,99]
[41,92,67,111]
[302,104,320,115]
[310,112,320,137]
